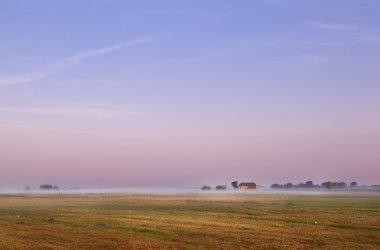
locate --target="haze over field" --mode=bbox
[1,0,379,188]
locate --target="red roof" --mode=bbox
[239,182,256,188]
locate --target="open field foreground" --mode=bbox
[0,193,379,249]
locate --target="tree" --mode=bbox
[326,181,332,190]
[284,182,293,188]
[231,181,239,189]
[350,181,358,188]
[271,183,281,188]
[40,185,53,190]
[40,184,59,190]
[337,182,347,188]
[295,183,306,188]
[305,181,314,188]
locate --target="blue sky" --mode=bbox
[1,0,379,187]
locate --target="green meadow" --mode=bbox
[0,193,379,249]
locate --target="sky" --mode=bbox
[0,0,379,188]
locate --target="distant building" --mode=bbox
[238,182,256,190]
[215,185,227,190]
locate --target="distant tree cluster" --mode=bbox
[215,185,227,190]
[321,181,349,189]
[40,185,59,190]
[271,181,358,190]
[271,182,295,189]
[200,185,227,190]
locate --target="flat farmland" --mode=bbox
[0,193,379,249]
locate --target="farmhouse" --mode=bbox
[238,182,256,190]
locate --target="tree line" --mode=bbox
[271,181,357,190]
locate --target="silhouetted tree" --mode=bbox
[295,183,306,188]
[201,185,211,190]
[337,182,347,188]
[350,181,358,187]
[284,182,293,188]
[40,185,59,190]
[271,183,281,188]
[231,181,239,189]
[40,185,53,190]
[216,185,227,190]
[305,181,314,188]
[326,181,332,190]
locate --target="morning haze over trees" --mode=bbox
[270,181,361,189]
[200,180,366,191]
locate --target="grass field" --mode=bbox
[0,193,379,249]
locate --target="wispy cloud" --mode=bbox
[84,0,113,12]
[56,34,171,68]
[250,54,331,67]
[0,59,43,68]
[0,121,136,138]
[173,53,226,63]
[0,70,54,86]
[0,105,145,118]
[295,54,331,65]
[125,9,195,16]
[0,34,172,86]
[0,37,29,49]
[309,22,354,31]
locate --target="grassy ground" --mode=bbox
[0,193,379,249]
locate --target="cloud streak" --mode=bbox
[0,37,29,49]
[0,105,145,118]
[309,22,354,31]
[173,53,226,63]
[0,34,172,86]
